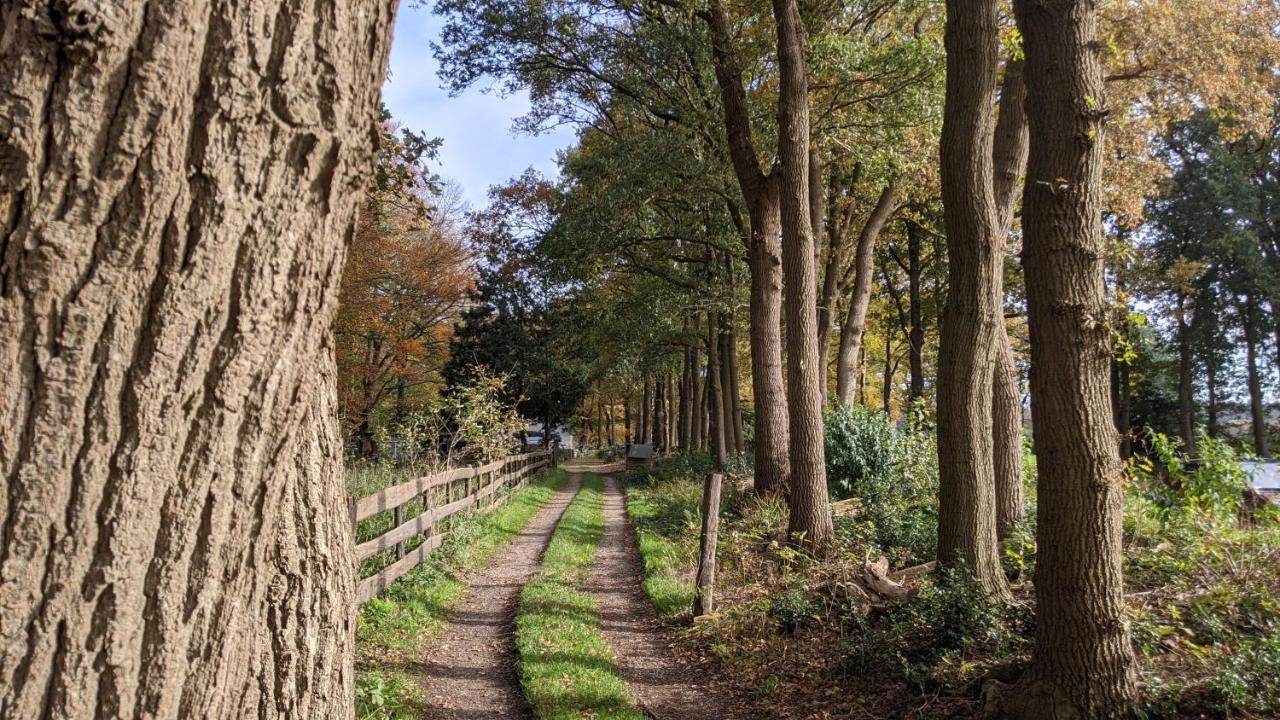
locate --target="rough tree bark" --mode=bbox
[0,1,397,716]
[935,0,1007,596]
[773,0,833,547]
[990,0,1139,714]
[834,183,901,405]
[704,0,790,494]
[991,58,1029,538]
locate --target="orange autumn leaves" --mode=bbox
[334,119,474,447]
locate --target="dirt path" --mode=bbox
[589,473,743,720]
[418,472,582,719]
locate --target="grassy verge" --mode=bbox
[515,474,647,720]
[355,467,569,720]
[623,480,702,616]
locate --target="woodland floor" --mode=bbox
[413,461,739,720]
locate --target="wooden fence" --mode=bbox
[349,449,554,602]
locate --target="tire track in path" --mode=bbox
[588,473,743,720]
[418,471,582,719]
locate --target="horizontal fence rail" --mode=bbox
[350,449,553,603]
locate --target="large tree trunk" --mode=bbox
[1243,296,1270,457]
[0,1,396,716]
[691,314,704,450]
[994,0,1139,714]
[704,0,790,494]
[640,378,651,444]
[773,0,833,547]
[935,0,1007,596]
[834,184,901,404]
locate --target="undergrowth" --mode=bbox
[623,430,1279,719]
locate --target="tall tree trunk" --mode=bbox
[991,56,1029,541]
[1206,359,1219,438]
[1243,296,1270,457]
[641,378,651,445]
[691,315,704,450]
[993,333,1024,537]
[680,339,692,449]
[1176,294,1198,455]
[704,0,790,494]
[726,325,746,453]
[653,377,666,452]
[906,220,926,405]
[834,184,901,404]
[774,0,832,547]
[882,332,895,413]
[0,1,396,715]
[707,315,727,468]
[936,0,1007,596]
[625,394,633,446]
[994,0,1138,713]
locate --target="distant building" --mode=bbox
[525,422,575,451]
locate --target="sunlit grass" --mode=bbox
[515,474,647,720]
[354,468,569,719]
[624,479,701,616]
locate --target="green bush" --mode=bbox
[824,404,903,502]
[766,587,818,634]
[1206,636,1280,715]
[824,404,939,563]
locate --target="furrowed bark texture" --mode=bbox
[991,59,1029,538]
[996,0,1138,714]
[1243,297,1269,457]
[704,0,789,495]
[0,1,396,717]
[936,0,1006,595]
[773,0,832,547]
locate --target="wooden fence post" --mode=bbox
[393,504,404,559]
[692,472,722,617]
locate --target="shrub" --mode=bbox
[824,404,939,563]
[841,566,1016,689]
[824,404,903,502]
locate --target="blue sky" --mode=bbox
[382,6,576,209]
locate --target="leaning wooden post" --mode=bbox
[692,472,723,617]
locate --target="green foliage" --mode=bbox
[1205,636,1280,715]
[824,405,939,563]
[840,567,1021,690]
[355,672,423,720]
[766,588,819,634]
[1134,429,1253,523]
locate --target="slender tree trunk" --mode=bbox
[1243,296,1270,457]
[993,332,1025,537]
[1206,359,1219,438]
[727,325,746,453]
[1176,294,1198,455]
[907,220,926,405]
[994,0,1138,713]
[625,394,633,446]
[680,339,692,449]
[707,315,727,467]
[991,56,1029,541]
[882,332,895,413]
[834,184,901,404]
[692,315,704,450]
[774,0,832,547]
[641,379,651,445]
[0,1,396,715]
[719,321,737,455]
[936,0,1007,596]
